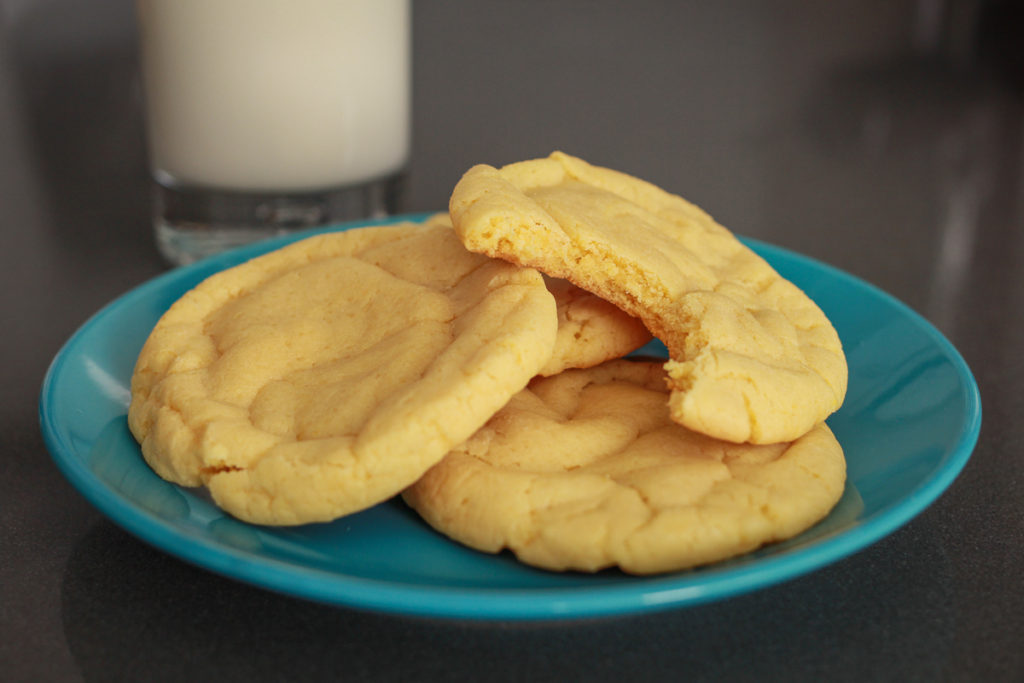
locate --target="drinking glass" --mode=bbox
[136,0,411,265]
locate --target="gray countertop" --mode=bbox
[3,1,1021,680]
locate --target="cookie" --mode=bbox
[403,360,846,574]
[540,276,651,376]
[425,211,651,376]
[128,215,558,525]
[449,152,847,444]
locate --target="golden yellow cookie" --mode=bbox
[449,152,847,444]
[128,215,558,525]
[403,360,846,574]
[422,212,650,375]
[540,276,651,376]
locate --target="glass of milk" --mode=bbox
[136,0,411,265]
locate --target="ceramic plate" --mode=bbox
[40,213,981,620]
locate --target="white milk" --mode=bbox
[137,0,410,192]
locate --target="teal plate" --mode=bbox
[40,213,981,620]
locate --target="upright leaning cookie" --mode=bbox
[403,360,846,574]
[128,216,557,525]
[450,152,847,444]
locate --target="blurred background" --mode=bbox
[2,1,1021,273]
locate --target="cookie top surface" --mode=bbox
[128,216,558,525]
[449,151,848,444]
[403,360,846,574]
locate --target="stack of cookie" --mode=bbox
[128,152,848,575]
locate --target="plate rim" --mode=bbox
[39,213,982,620]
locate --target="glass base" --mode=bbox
[153,174,405,266]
